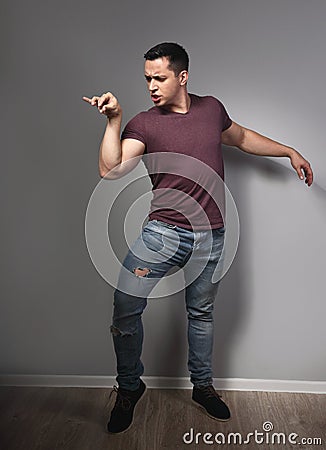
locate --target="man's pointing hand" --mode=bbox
[82,92,122,119]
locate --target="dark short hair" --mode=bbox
[144,42,189,75]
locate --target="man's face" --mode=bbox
[144,56,186,108]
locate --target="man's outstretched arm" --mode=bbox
[221,121,313,186]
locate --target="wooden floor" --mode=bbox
[0,386,325,450]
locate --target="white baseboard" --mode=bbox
[0,375,325,394]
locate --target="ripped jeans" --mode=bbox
[110,219,225,390]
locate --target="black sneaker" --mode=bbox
[107,379,146,434]
[192,385,231,421]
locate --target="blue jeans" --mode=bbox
[110,219,225,390]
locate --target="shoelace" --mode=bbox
[109,385,132,410]
[199,385,222,399]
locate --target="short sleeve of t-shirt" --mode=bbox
[211,96,232,131]
[221,103,232,131]
[121,112,147,144]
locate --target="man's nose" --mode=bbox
[149,79,157,91]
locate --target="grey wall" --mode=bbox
[1,0,325,382]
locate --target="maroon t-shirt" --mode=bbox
[121,93,232,230]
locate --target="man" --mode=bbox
[83,42,313,434]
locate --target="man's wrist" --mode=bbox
[286,147,297,159]
[106,113,122,127]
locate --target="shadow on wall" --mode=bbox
[212,147,324,380]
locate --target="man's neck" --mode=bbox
[161,91,191,114]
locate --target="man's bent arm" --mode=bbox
[83,92,145,178]
[99,116,123,175]
[222,121,313,186]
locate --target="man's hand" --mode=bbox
[289,150,313,187]
[82,92,122,119]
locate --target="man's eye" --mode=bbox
[145,77,166,82]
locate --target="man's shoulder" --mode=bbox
[190,93,232,129]
[122,107,158,140]
[128,106,158,123]
[190,93,225,107]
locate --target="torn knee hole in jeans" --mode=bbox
[110,325,135,337]
[133,267,151,277]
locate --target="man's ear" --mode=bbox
[179,70,189,86]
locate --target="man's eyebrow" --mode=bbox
[144,74,167,78]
